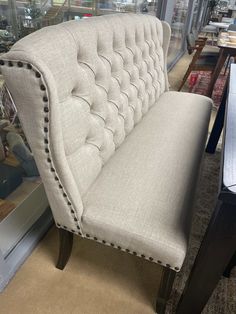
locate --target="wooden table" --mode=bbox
[206,33,236,97]
[176,64,236,313]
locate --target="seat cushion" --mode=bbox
[81,91,212,271]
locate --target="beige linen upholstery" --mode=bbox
[0,14,212,272]
[82,91,211,270]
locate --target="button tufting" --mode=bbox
[35,72,41,78]
[17,61,23,67]
[8,61,13,67]
[44,107,49,113]
[27,64,32,69]
[0,60,4,65]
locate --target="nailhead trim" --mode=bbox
[55,224,180,270]
[0,59,83,235]
[0,60,180,272]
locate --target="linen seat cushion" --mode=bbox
[82,91,212,271]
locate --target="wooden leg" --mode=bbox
[156,267,176,314]
[223,250,236,278]
[178,67,192,91]
[56,228,73,270]
[176,200,236,314]
[206,48,228,97]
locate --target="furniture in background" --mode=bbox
[0,14,212,313]
[206,31,236,97]
[178,32,219,91]
[177,63,236,314]
[201,24,219,44]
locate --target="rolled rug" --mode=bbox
[6,132,39,177]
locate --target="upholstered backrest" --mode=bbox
[0,14,170,230]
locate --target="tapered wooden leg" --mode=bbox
[156,267,176,314]
[178,67,192,91]
[56,228,73,270]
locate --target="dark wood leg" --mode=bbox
[223,250,236,278]
[176,200,236,314]
[178,67,192,91]
[56,228,73,270]
[206,48,228,97]
[205,81,228,154]
[156,267,176,314]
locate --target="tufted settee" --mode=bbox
[0,14,212,313]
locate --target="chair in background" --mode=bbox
[201,24,219,45]
[178,32,219,91]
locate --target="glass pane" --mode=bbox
[97,0,159,15]
[167,0,190,65]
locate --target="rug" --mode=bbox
[189,71,228,109]
[166,150,236,314]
